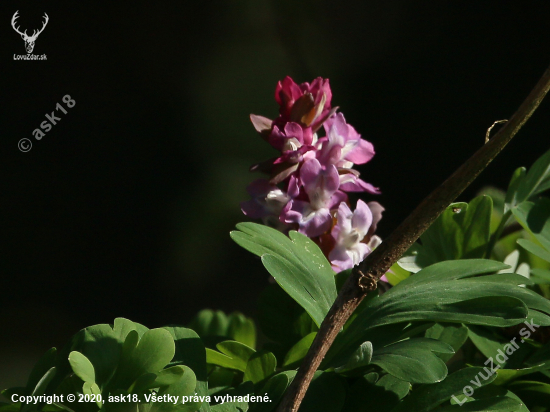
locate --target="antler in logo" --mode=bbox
[11,11,49,54]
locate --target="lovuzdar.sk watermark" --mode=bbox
[11,10,48,60]
[452,318,541,406]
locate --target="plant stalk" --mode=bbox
[277,62,550,412]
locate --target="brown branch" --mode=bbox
[277,62,550,412]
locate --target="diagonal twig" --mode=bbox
[277,62,550,412]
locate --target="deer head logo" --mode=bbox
[11,11,49,54]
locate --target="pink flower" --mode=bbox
[242,76,384,266]
[319,113,375,166]
[339,172,380,194]
[281,159,346,237]
[317,113,379,194]
[241,179,290,223]
[270,122,316,166]
[329,200,384,272]
[274,77,333,131]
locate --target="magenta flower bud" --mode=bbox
[275,76,332,130]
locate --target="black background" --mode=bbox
[1,1,550,386]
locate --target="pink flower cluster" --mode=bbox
[241,77,384,272]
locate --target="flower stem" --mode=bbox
[277,62,550,412]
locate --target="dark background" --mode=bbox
[1,0,550,386]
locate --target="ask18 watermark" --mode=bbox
[18,95,76,152]
[451,319,540,406]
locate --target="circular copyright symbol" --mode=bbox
[67,394,75,402]
[18,138,32,152]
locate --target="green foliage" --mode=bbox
[230,223,337,327]
[515,199,550,266]
[343,374,409,412]
[425,323,469,363]
[243,352,277,384]
[333,341,373,374]
[2,319,209,412]
[512,148,550,204]
[206,341,256,372]
[5,148,550,411]
[391,367,500,412]
[398,196,493,272]
[188,310,256,349]
[370,338,454,384]
[256,283,317,355]
[299,372,346,412]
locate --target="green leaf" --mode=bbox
[334,341,373,374]
[507,380,550,409]
[513,199,550,252]
[438,397,523,411]
[131,328,174,373]
[300,372,346,412]
[478,186,506,232]
[516,147,550,200]
[503,391,530,412]
[156,365,186,386]
[218,341,255,364]
[386,263,411,286]
[163,326,211,412]
[243,352,277,384]
[31,367,56,396]
[112,318,149,342]
[468,325,512,363]
[425,323,469,363]
[73,323,122,386]
[525,341,550,368]
[335,259,550,359]
[231,223,337,327]
[531,268,550,282]
[206,349,244,372]
[252,371,295,412]
[82,381,102,409]
[395,259,508,288]
[207,341,256,372]
[518,239,550,263]
[505,167,528,213]
[50,375,84,412]
[69,351,96,383]
[110,328,175,390]
[370,338,454,383]
[257,283,308,348]
[130,373,157,393]
[400,196,493,270]
[25,348,57,395]
[493,362,550,386]
[21,367,57,412]
[344,374,409,412]
[228,313,256,349]
[391,367,498,412]
[282,333,316,368]
[189,310,230,339]
[156,366,198,412]
[375,374,410,399]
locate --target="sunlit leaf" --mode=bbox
[231,223,337,327]
[370,338,454,383]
